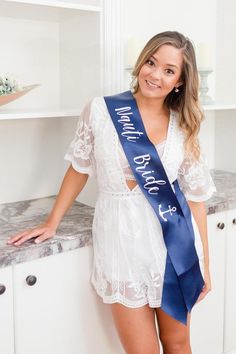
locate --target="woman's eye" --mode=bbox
[146,59,155,66]
[166,69,175,75]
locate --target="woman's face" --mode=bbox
[137,44,184,100]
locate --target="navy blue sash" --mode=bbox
[104,90,204,325]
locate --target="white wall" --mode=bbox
[0,116,97,206]
[216,0,236,104]
[215,110,236,173]
[214,0,236,172]
[0,117,69,203]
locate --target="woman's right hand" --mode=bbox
[6,224,57,246]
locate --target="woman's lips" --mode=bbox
[145,80,161,89]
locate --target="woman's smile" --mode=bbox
[145,80,161,89]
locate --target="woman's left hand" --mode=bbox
[196,268,212,303]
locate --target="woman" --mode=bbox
[8,31,216,354]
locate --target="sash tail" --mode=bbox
[161,180,205,325]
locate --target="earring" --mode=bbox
[174,87,179,93]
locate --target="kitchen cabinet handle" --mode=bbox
[0,284,6,295]
[217,222,225,230]
[233,219,236,224]
[26,275,37,286]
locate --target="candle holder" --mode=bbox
[125,67,133,73]
[198,69,214,105]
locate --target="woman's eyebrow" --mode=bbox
[151,55,179,69]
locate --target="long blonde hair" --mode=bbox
[131,31,204,160]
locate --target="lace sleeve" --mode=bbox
[177,153,216,202]
[64,101,95,178]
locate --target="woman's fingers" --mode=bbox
[7,226,55,246]
[34,230,56,244]
[7,229,43,246]
[7,229,34,244]
[196,269,212,304]
[196,282,211,303]
[13,229,44,245]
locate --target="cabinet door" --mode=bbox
[190,211,226,354]
[13,246,123,354]
[0,266,14,354]
[224,208,236,353]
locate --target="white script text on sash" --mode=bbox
[133,154,166,195]
[115,106,144,142]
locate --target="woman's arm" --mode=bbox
[187,200,212,301]
[44,165,89,229]
[7,165,89,246]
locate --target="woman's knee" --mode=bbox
[155,308,191,354]
[159,332,191,354]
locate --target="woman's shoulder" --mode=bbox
[81,96,110,131]
[84,96,108,117]
[87,96,106,109]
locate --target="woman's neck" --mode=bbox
[133,91,168,116]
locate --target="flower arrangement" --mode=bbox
[0,73,21,96]
[0,73,39,107]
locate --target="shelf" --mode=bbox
[203,104,236,111]
[1,104,236,121]
[0,108,80,120]
[3,0,101,12]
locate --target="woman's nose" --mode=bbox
[150,68,162,81]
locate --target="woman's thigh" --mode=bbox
[110,303,160,354]
[155,308,191,354]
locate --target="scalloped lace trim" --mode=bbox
[90,264,163,308]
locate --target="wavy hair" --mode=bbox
[131,31,204,160]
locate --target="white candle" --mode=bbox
[125,38,146,68]
[196,43,212,70]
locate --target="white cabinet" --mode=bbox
[190,208,236,354]
[0,246,124,354]
[191,211,226,354]
[224,209,236,353]
[13,246,123,354]
[0,266,14,354]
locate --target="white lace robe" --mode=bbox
[64,97,217,308]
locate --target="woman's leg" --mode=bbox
[110,303,160,354]
[155,308,192,354]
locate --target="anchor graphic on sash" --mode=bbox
[159,204,177,222]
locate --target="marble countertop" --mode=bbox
[0,197,94,268]
[0,168,236,269]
